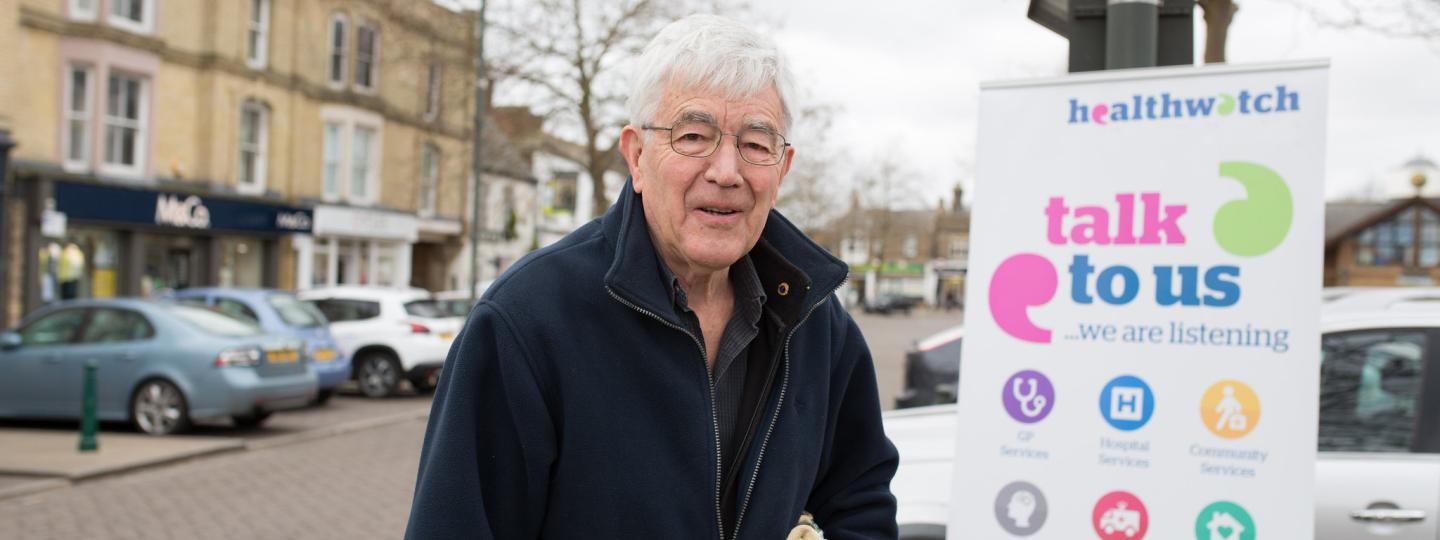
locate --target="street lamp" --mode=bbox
[1404,155,1439,196]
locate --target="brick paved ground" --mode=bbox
[0,417,428,540]
[0,310,955,539]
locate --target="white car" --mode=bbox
[431,281,495,318]
[299,286,462,398]
[885,299,1440,540]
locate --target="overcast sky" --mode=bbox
[774,0,1440,205]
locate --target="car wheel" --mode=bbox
[409,368,440,395]
[356,352,401,398]
[130,379,191,436]
[313,388,336,405]
[232,411,272,429]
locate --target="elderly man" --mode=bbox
[406,14,898,539]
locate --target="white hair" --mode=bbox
[626,14,796,133]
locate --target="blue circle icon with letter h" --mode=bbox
[1099,375,1154,431]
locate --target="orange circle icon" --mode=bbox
[1200,380,1260,439]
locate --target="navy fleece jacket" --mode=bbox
[405,181,899,539]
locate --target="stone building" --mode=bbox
[0,0,478,323]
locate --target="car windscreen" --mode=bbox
[267,294,326,327]
[403,300,448,319]
[164,304,264,337]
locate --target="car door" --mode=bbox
[309,298,381,358]
[0,308,91,416]
[1315,328,1440,540]
[78,308,158,415]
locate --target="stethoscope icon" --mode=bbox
[1012,377,1049,418]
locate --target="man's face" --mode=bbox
[620,84,794,275]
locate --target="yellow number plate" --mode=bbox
[267,349,300,364]
[439,332,456,341]
[313,348,337,362]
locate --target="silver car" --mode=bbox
[0,299,317,435]
[885,303,1440,539]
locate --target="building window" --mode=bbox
[547,172,578,215]
[239,101,268,193]
[1354,207,1435,267]
[69,0,98,21]
[903,235,918,259]
[63,65,93,170]
[355,25,378,91]
[108,0,153,34]
[419,143,439,216]
[328,15,348,86]
[246,0,270,69]
[351,126,375,201]
[322,122,342,199]
[424,64,440,120]
[102,73,146,176]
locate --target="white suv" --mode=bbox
[884,297,1440,540]
[299,286,462,398]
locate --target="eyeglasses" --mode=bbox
[641,121,791,166]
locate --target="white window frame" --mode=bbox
[327,14,348,88]
[107,0,155,35]
[245,0,271,70]
[322,122,343,202]
[350,125,377,203]
[62,64,94,172]
[238,100,268,195]
[99,71,149,178]
[354,23,378,93]
[69,0,99,22]
[419,143,439,217]
[424,64,440,121]
[319,106,384,206]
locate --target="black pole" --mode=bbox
[1105,0,1159,69]
[0,130,15,328]
[469,2,489,306]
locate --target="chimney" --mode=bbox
[951,184,964,214]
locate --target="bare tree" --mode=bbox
[1198,0,1238,63]
[775,100,845,235]
[853,152,924,264]
[486,0,748,215]
[1286,0,1440,40]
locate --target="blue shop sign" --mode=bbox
[53,181,312,234]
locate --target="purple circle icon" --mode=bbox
[1003,370,1055,423]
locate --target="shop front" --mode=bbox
[23,179,312,314]
[295,204,418,290]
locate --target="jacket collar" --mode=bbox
[603,178,849,328]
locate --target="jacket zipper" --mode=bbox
[606,287,726,540]
[731,279,847,537]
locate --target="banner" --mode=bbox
[953,61,1328,539]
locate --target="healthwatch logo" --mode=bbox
[1068,86,1299,126]
[988,162,1293,344]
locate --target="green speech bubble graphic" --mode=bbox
[1217,93,1236,116]
[1214,161,1292,257]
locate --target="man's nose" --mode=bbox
[704,137,744,187]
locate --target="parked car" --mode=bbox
[0,299,317,435]
[298,286,462,398]
[864,293,921,315]
[894,325,963,409]
[885,300,1440,539]
[432,280,495,318]
[165,288,351,404]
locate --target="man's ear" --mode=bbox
[776,145,795,190]
[619,124,646,194]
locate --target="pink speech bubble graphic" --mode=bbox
[989,253,1058,343]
